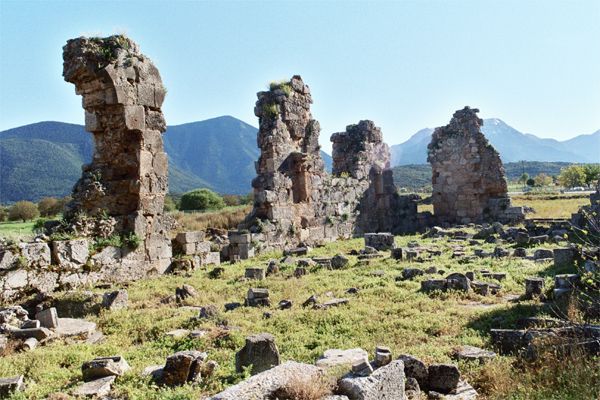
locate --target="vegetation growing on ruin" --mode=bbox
[269,80,292,97]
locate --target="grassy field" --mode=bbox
[0,196,598,399]
[511,193,589,219]
[0,221,35,241]
[418,193,589,220]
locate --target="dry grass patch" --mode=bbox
[171,206,251,232]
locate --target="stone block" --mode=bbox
[35,307,58,329]
[338,360,405,400]
[161,350,207,386]
[52,239,89,268]
[427,364,460,393]
[235,333,280,375]
[82,356,130,381]
[18,242,51,267]
[102,289,128,310]
[124,105,145,131]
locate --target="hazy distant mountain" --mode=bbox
[391,118,600,166]
[0,117,333,203]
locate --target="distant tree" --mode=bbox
[0,206,8,222]
[8,201,40,222]
[222,194,241,207]
[163,195,177,212]
[37,197,61,217]
[526,178,536,187]
[558,165,586,188]
[518,172,529,185]
[583,164,600,186]
[534,173,553,187]
[179,188,225,211]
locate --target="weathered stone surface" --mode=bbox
[316,348,369,371]
[553,248,575,267]
[338,360,405,400]
[364,233,395,251]
[209,361,322,400]
[52,239,89,268]
[0,375,24,397]
[35,307,59,329]
[235,333,280,375]
[525,278,545,299]
[62,34,171,280]
[102,289,128,310]
[490,329,526,354]
[398,354,428,387]
[245,267,266,280]
[533,249,553,260]
[73,375,115,397]
[453,345,496,363]
[246,288,270,307]
[0,250,17,270]
[331,254,350,269]
[56,318,97,339]
[427,364,460,393]
[427,107,524,224]
[161,350,207,386]
[82,356,130,381]
[237,76,417,254]
[18,242,51,267]
[9,327,53,341]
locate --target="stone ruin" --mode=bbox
[62,35,171,273]
[0,35,175,301]
[234,76,417,255]
[427,106,525,225]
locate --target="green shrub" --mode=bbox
[123,232,141,249]
[8,201,40,222]
[264,103,279,118]
[164,195,178,212]
[180,188,225,211]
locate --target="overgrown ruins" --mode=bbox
[235,76,417,254]
[427,107,525,225]
[0,40,532,298]
[62,35,172,273]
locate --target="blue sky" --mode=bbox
[1,0,599,152]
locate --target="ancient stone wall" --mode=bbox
[62,35,171,273]
[236,76,418,255]
[427,107,524,224]
[0,35,177,302]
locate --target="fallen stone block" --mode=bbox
[0,375,24,397]
[73,375,115,397]
[35,307,59,329]
[427,363,460,393]
[9,327,52,341]
[82,356,130,381]
[338,360,405,400]
[452,345,496,364]
[209,361,321,400]
[102,289,128,310]
[316,348,369,371]
[56,318,97,339]
[160,350,207,386]
[235,333,280,375]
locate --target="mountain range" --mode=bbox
[0,117,332,203]
[391,118,600,166]
[0,116,597,203]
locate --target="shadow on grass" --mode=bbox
[466,302,552,335]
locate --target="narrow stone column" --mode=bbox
[62,35,171,274]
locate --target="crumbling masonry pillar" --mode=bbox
[62,35,171,273]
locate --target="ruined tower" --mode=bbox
[236,76,418,254]
[62,35,171,274]
[427,107,524,224]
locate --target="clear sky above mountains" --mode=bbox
[1,0,598,152]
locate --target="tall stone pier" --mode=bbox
[427,107,524,224]
[62,35,171,275]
